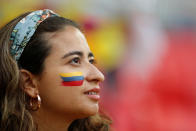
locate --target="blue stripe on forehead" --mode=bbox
[10,9,59,61]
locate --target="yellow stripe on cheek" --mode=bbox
[59,72,83,77]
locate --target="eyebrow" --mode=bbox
[88,52,94,58]
[61,51,94,59]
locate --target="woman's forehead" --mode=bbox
[46,26,90,56]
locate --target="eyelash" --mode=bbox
[70,57,80,65]
[89,59,97,65]
[69,57,97,65]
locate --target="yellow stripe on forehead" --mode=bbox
[59,72,83,77]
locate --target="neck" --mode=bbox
[31,108,74,131]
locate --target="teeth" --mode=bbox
[88,92,97,95]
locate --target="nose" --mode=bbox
[85,64,105,84]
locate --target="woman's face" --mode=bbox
[36,26,104,119]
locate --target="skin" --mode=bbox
[21,26,104,131]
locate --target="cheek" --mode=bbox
[37,73,80,109]
[39,78,81,112]
[59,72,84,87]
[38,71,98,117]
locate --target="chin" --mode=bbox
[77,103,99,119]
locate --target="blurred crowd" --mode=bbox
[1,0,196,131]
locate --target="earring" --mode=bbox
[37,95,41,109]
[29,94,41,111]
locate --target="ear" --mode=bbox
[20,69,39,98]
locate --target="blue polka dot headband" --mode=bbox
[10,9,59,61]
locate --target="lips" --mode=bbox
[84,88,100,101]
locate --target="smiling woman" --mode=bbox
[0,9,111,131]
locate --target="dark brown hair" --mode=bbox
[0,11,111,131]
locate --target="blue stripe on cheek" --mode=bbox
[61,76,84,82]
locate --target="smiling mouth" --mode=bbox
[85,92,98,95]
[84,88,100,101]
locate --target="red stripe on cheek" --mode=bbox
[62,80,84,86]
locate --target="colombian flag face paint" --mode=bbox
[59,72,84,86]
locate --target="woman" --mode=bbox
[0,9,111,131]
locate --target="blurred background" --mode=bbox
[1,0,196,130]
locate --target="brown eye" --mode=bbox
[89,59,96,64]
[70,57,80,65]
